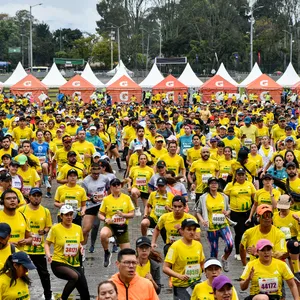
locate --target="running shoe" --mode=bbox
[135,207,142,217]
[104,251,112,267]
[112,243,118,253]
[221,256,229,272]
[89,245,95,253]
[147,228,153,236]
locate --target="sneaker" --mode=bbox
[109,237,115,243]
[88,245,95,253]
[235,254,241,261]
[82,247,86,262]
[135,207,142,217]
[45,180,51,188]
[147,228,153,236]
[221,256,229,272]
[45,192,52,198]
[112,243,118,253]
[104,251,112,267]
[294,272,300,283]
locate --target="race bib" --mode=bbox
[154,205,166,217]
[221,173,229,181]
[258,278,279,294]
[202,174,212,184]
[38,156,46,163]
[112,214,126,225]
[212,213,225,225]
[244,138,253,146]
[136,177,147,186]
[169,235,181,243]
[64,243,79,256]
[32,234,42,246]
[280,227,291,240]
[65,199,78,211]
[93,191,104,203]
[185,264,200,280]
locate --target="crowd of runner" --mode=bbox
[1,91,300,299]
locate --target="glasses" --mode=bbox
[262,212,273,219]
[156,141,163,143]
[121,261,137,267]
[111,183,121,187]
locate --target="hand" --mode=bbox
[259,172,265,179]
[178,274,190,281]
[145,272,153,281]
[174,224,181,230]
[151,243,158,249]
[292,214,300,222]
[105,218,113,224]
[46,255,52,264]
[84,153,92,158]
[245,218,252,226]
[116,210,124,217]
[38,229,45,235]
[248,267,255,280]
[247,245,257,256]
[18,239,27,246]
[222,210,230,217]
[81,207,86,216]
[202,220,209,227]
[191,184,196,191]
[127,187,132,193]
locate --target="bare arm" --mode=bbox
[286,278,299,300]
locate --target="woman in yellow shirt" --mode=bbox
[248,143,263,174]
[218,146,235,189]
[98,122,111,153]
[45,205,90,300]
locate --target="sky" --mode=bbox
[0,0,100,33]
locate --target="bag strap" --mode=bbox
[67,163,83,172]
[10,243,16,254]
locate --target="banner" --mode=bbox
[8,47,21,53]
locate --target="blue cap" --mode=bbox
[244,116,252,124]
[12,251,36,270]
[285,136,294,142]
[29,187,43,195]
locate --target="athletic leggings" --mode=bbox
[207,226,234,258]
[51,261,90,300]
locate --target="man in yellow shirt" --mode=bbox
[240,116,258,147]
[12,116,33,146]
[149,135,168,164]
[271,116,287,146]
[0,136,18,163]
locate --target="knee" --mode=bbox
[100,229,111,240]
[141,219,150,228]
[253,295,269,300]
[287,240,300,254]
[131,188,140,198]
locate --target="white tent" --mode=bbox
[41,63,67,88]
[81,63,105,88]
[239,63,263,87]
[106,60,134,77]
[106,62,133,87]
[139,63,164,89]
[216,63,238,86]
[277,62,300,87]
[178,63,203,88]
[4,62,27,87]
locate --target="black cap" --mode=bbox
[286,162,297,169]
[29,187,43,195]
[1,154,11,160]
[227,127,234,133]
[262,173,273,180]
[157,177,167,186]
[67,151,77,157]
[208,177,219,185]
[110,178,122,186]
[156,160,166,168]
[236,168,246,174]
[10,160,20,166]
[237,149,249,161]
[181,218,200,229]
[136,236,151,247]
[0,172,12,181]
[67,169,78,176]
[0,223,11,238]
[172,195,187,205]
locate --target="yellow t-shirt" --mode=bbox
[257,126,270,138]
[0,273,30,299]
[231,160,257,182]
[19,205,52,255]
[240,125,258,145]
[254,188,281,206]
[248,154,263,169]
[99,193,135,224]
[129,166,154,193]
[15,153,42,173]
[12,126,33,145]
[66,125,79,136]
[186,147,202,164]
[148,191,173,222]
[218,158,235,181]
[53,148,82,172]
[107,126,117,144]
[271,126,286,144]
[224,181,256,212]
[56,162,85,182]
[46,223,83,267]
[241,225,286,261]
[17,167,40,195]
[128,152,153,168]
[53,137,63,149]
[0,244,19,269]
[190,159,219,193]
[149,147,168,164]
[72,140,96,169]
[165,239,205,287]
[158,153,185,176]
[157,212,200,244]
[282,178,300,211]
[136,260,151,278]
[222,137,242,154]
[273,210,299,239]
[241,258,293,296]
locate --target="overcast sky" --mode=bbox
[0,0,100,33]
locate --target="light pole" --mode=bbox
[29,3,42,70]
[109,30,115,70]
[140,27,150,72]
[283,29,293,63]
[109,23,127,63]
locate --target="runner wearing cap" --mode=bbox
[0,223,18,269]
[240,239,298,300]
[191,258,239,300]
[141,177,173,238]
[224,167,256,261]
[148,160,167,192]
[240,204,287,266]
[54,168,87,225]
[45,205,90,300]
[212,275,235,300]
[19,187,53,300]
[163,218,205,300]
[136,236,162,294]
[0,251,36,299]
[240,116,258,146]
[149,136,168,164]
[197,177,233,272]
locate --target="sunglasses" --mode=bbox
[111,183,121,187]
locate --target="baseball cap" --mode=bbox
[204,258,222,270]
[210,137,218,143]
[256,239,273,251]
[236,168,246,174]
[285,136,294,142]
[156,160,166,168]
[82,119,88,124]
[244,116,252,124]
[181,218,200,229]
[257,204,273,216]
[110,178,122,186]
[100,154,110,161]
[0,172,12,181]
[286,162,296,169]
[60,204,74,215]
[227,127,235,133]
[207,177,219,185]
[12,252,36,270]
[67,151,77,157]
[220,125,227,130]
[212,275,233,290]
[279,116,286,121]
[134,144,143,151]
[166,135,177,142]
[0,223,11,239]
[155,136,164,142]
[149,125,156,130]
[29,187,42,195]
[136,236,151,248]
[123,117,129,121]
[92,152,101,158]
[172,195,187,205]
[156,177,167,186]
[14,117,20,122]
[67,169,78,177]
[261,173,273,180]
[17,154,28,165]
[277,194,291,209]
[89,126,97,131]
[10,160,20,166]
[76,117,81,121]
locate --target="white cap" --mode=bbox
[82,119,88,124]
[92,152,101,158]
[76,117,81,121]
[60,204,74,214]
[167,135,177,141]
[15,117,19,122]
[134,144,143,151]
[89,126,97,131]
[220,126,227,130]
[204,258,222,270]
[100,154,110,161]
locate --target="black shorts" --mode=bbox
[148,216,157,228]
[140,192,150,200]
[85,202,101,216]
[109,143,117,150]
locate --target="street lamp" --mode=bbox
[140,27,150,72]
[283,29,293,63]
[108,23,127,63]
[29,3,42,70]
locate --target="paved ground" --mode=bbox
[28,163,292,299]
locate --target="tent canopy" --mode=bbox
[11,74,47,91]
[152,75,187,90]
[178,63,203,88]
[277,63,300,88]
[216,63,238,86]
[107,75,141,90]
[200,74,237,91]
[60,75,95,91]
[42,63,67,88]
[4,62,27,87]
[81,63,105,88]
[106,60,133,77]
[105,61,133,87]
[239,63,262,87]
[246,74,282,90]
[139,63,164,89]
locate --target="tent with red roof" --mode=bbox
[199,75,237,102]
[246,74,283,103]
[10,74,48,104]
[106,75,142,103]
[152,75,188,103]
[59,75,96,103]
